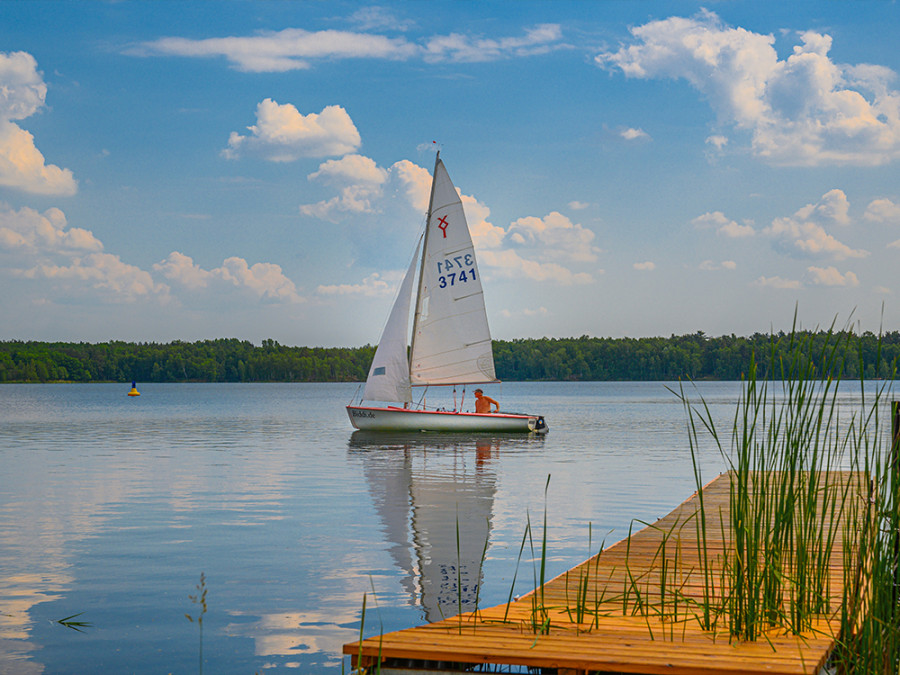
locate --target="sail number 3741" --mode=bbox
[437,255,476,288]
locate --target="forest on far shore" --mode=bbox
[1,330,898,384]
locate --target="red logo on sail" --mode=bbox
[437,216,449,238]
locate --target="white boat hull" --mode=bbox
[347,405,547,434]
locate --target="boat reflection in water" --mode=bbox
[348,432,542,622]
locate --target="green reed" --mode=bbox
[55,612,93,632]
[525,476,552,635]
[676,323,843,638]
[677,382,728,634]
[450,509,490,633]
[502,523,531,624]
[351,578,385,675]
[185,572,207,675]
[563,525,610,631]
[455,506,463,634]
[676,316,900,671]
[474,517,490,624]
[830,397,900,674]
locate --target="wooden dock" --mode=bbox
[345,471,867,675]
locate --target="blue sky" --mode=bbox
[1,1,899,346]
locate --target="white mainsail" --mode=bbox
[409,156,496,386]
[361,241,421,403]
[360,153,496,405]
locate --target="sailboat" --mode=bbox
[347,152,548,434]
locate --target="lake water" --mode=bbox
[0,381,891,674]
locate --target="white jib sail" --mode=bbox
[362,241,421,403]
[410,158,496,385]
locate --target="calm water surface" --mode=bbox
[0,381,885,673]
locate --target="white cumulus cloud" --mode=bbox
[152,251,212,290]
[763,190,867,260]
[300,154,390,221]
[14,252,170,302]
[224,99,360,161]
[0,203,168,303]
[620,127,650,141]
[479,249,593,285]
[793,188,850,226]
[0,204,102,253]
[157,251,303,303]
[753,275,802,290]
[462,194,507,250]
[598,11,900,166]
[0,200,304,308]
[633,261,655,271]
[864,198,900,224]
[805,265,860,287]
[0,52,77,196]
[391,159,433,213]
[507,211,600,263]
[699,260,737,270]
[0,51,46,119]
[216,257,302,302]
[693,211,755,238]
[308,154,387,184]
[317,272,396,297]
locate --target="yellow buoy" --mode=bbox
[128,381,140,397]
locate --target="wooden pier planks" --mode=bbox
[345,471,863,675]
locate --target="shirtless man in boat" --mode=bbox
[473,388,499,414]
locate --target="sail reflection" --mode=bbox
[349,432,528,622]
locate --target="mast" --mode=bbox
[409,150,440,378]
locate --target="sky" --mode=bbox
[2,1,900,347]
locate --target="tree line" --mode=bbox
[0,331,898,384]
